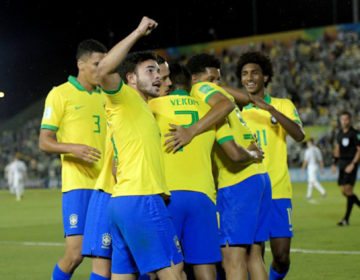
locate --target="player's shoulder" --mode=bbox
[269,95,294,107]
[47,78,75,98]
[191,81,220,92]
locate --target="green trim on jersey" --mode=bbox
[204,91,221,104]
[244,93,271,109]
[243,133,255,140]
[218,135,234,145]
[41,124,58,131]
[68,76,101,95]
[168,90,190,96]
[101,80,124,95]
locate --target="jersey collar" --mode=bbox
[244,93,271,109]
[68,76,101,95]
[168,89,190,96]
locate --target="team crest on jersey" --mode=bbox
[270,116,278,124]
[69,214,78,228]
[102,233,111,248]
[342,138,349,147]
[173,236,182,253]
[198,84,214,94]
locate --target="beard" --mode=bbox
[137,78,159,98]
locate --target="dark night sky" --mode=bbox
[0,0,355,121]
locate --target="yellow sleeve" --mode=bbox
[102,80,125,105]
[280,99,302,126]
[193,82,229,104]
[215,120,234,145]
[40,88,65,131]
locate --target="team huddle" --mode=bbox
[39,17,306,280]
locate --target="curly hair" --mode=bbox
[236,51,273,88]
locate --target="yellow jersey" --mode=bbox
[149,90,234,203]
[242,94,303,199]
[190,82,266,189]
[94,122,115,194]
[41,76,106,192]
[103,81,169,197]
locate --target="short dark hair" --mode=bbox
[76,39,107,60]
[341,111,352,118]
[236,51,273,87]
[117,51,158,84]
[156,54,167,65]
[169,63,192,93]
[186,53,221,75]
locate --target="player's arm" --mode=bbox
[345,145,360,174]
[39,129,101,163]
[220,140,264,166]
[165,93,235,152]
[301,159,308,171]
[331,143,340,174]
[252,95,305,142]
[98,16,158,91]
[221,85,253,108]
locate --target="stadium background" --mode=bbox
[0,1,360,279]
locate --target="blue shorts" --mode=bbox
[167,191,222,264]
[62,189,94,236]
[82,190,112,258]
[217,174,269,245]
[269,199,294,238]
[108,195,183,275]
[254,173,272,242]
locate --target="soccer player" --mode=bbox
[169,54,271,280]
[96,17,185,280]
[331,111,360,226]
[81,125,116,280]
[6,153,27,201]
[236,51,305,280]
[149,63,264,280]
[301,138,326,199]
[39,39,107,280]
[156,55,172,97]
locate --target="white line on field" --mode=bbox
[0,241,360,255]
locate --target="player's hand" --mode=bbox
[69,144,101,163]
[331,164,337,174]
[345,163,355,174]
[164,124,195,153]
[247,142,264,163]
[136,16,158,37]
[252,95,273,111]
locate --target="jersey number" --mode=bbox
[173,110,199,151]
[255,129,267,147]
[93,115,101,133]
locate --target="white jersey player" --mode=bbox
[7,155,27,201]
[302,139,326,199]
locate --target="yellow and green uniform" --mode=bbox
[242,94,302,199]
[41,76,106,192]
[103,81,168,197]
[149,90,234,203]
[190,82,266,189]
[94,121,116,194]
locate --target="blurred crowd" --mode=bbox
[1,29,359,188]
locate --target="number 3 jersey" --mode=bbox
[242,94,303,199]
[41,76,106,192]
[190,82,266,191]
[149,90,234,203]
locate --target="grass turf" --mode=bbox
[0,181,359,279]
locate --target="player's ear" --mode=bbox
[77,59,84,71]
[192,74,199,83]
[127,72,136,85]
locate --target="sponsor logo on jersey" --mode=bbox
[198,84,214,94]
[75,105,85,110]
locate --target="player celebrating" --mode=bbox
[97,17,185,280]
[39,39,107,280]
[236,51,305,280]
[301,138,326,199]
[331,111,360,226]
[150,63,264,280]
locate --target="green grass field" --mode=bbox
[0,182,360,279]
